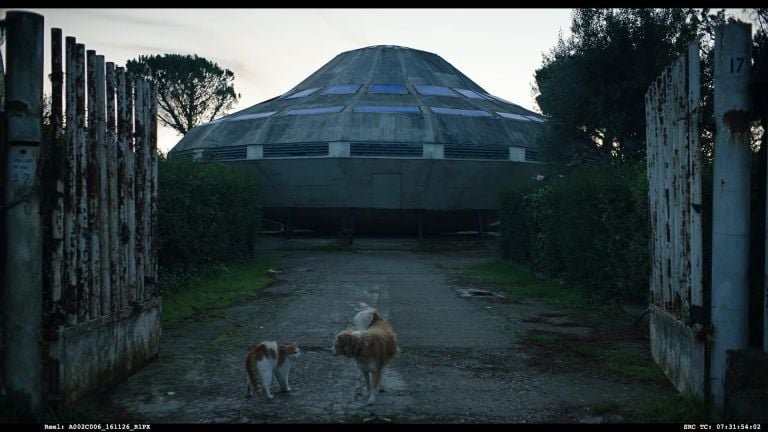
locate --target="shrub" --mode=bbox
[157,156,261,292]
[499,164,649,304]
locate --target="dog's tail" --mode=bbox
[353,303,382,330]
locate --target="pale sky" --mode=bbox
[3,8,757,153]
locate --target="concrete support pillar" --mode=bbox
[338,208,355,246]
[3,10,45,415]
[417,210,424,242]
[475,209,484,240]
[284,207,295,240]
[710,22,752,413]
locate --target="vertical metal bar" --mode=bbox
[50,28,65,315]
[645,82,655,304]
[662,65,673,312]
[710,22,752,412]
[136,82,152,300]
[149,84,159,296]
[86,49,100,317]
[75,43,89,322]
[116,67,128,310]
[3,10,44,414]
[688,42,703,313]
[686,42,706,398]
[95,55,109,316]
[671,54,684,317]
[134,79,145,302]
[46,26,66,400]
[125,77,137,305]
[106,63,119,312]
[646,76,660,308]
[64,36,78,326]
[142,82,154,299]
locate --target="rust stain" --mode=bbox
[722,110,750,135]
[7,99,29,112]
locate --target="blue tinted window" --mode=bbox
[353,105,420,113]
[496,112,531,121]
[368,84,408,94]
[431,107,492,117]
[415,85,457,97]
[283,88,321,99]
[525,115,546,123]
[453,88,488,99]
[283,106,344,116]
[230,111,277,121]
[320,84,361,95]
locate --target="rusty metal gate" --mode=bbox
[645,42,707,398]
[2,12,160,407]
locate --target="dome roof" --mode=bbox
[170,45,545,154]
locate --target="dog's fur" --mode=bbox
[331,304,399,405]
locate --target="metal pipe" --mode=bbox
[116,67,127,310]
[49,28,64,315]
[134,80,145,301]
[95,54,109,315]
[125,77,136,305]
[710,22,752,413]
[106,62,119,312]
[86,49,100,317]
[64,36,78,326]
[75,42,89,322]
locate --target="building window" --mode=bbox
[453,88,488,99]
[353,105,420,113]
[430,107,492,117]
[283,87,321,99]
[283,106,344,116]
[368,83,408,94]
[415,85,457,97]
[320,84,362,95]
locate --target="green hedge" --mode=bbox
[499,164,649,304]
[157,156,261,291]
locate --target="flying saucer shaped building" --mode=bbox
[169,45,546,235]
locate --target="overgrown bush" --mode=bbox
[499,164,649,304]
[158,156,261,292]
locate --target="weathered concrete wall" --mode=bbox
[650,305,706,397]
[230,158,541,211]
[229,157,541,233]
[725,349,768,422]
[57,297,161,405]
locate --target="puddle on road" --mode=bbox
[456,288,505,299]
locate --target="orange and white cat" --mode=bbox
[244,341,301,400]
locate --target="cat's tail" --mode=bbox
[244,350,262,397]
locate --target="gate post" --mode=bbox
[710,22,752,413]
[2,11,44,415]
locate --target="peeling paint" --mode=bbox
[39,31,159,407]
[646,42,705,400]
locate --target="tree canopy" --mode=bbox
[533,8,735,166]
[126,54,241,135]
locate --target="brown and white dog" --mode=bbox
[331,304,399,405]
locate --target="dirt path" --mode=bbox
[100,237,679,424]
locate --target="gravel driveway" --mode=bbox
[99,236,678,424]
